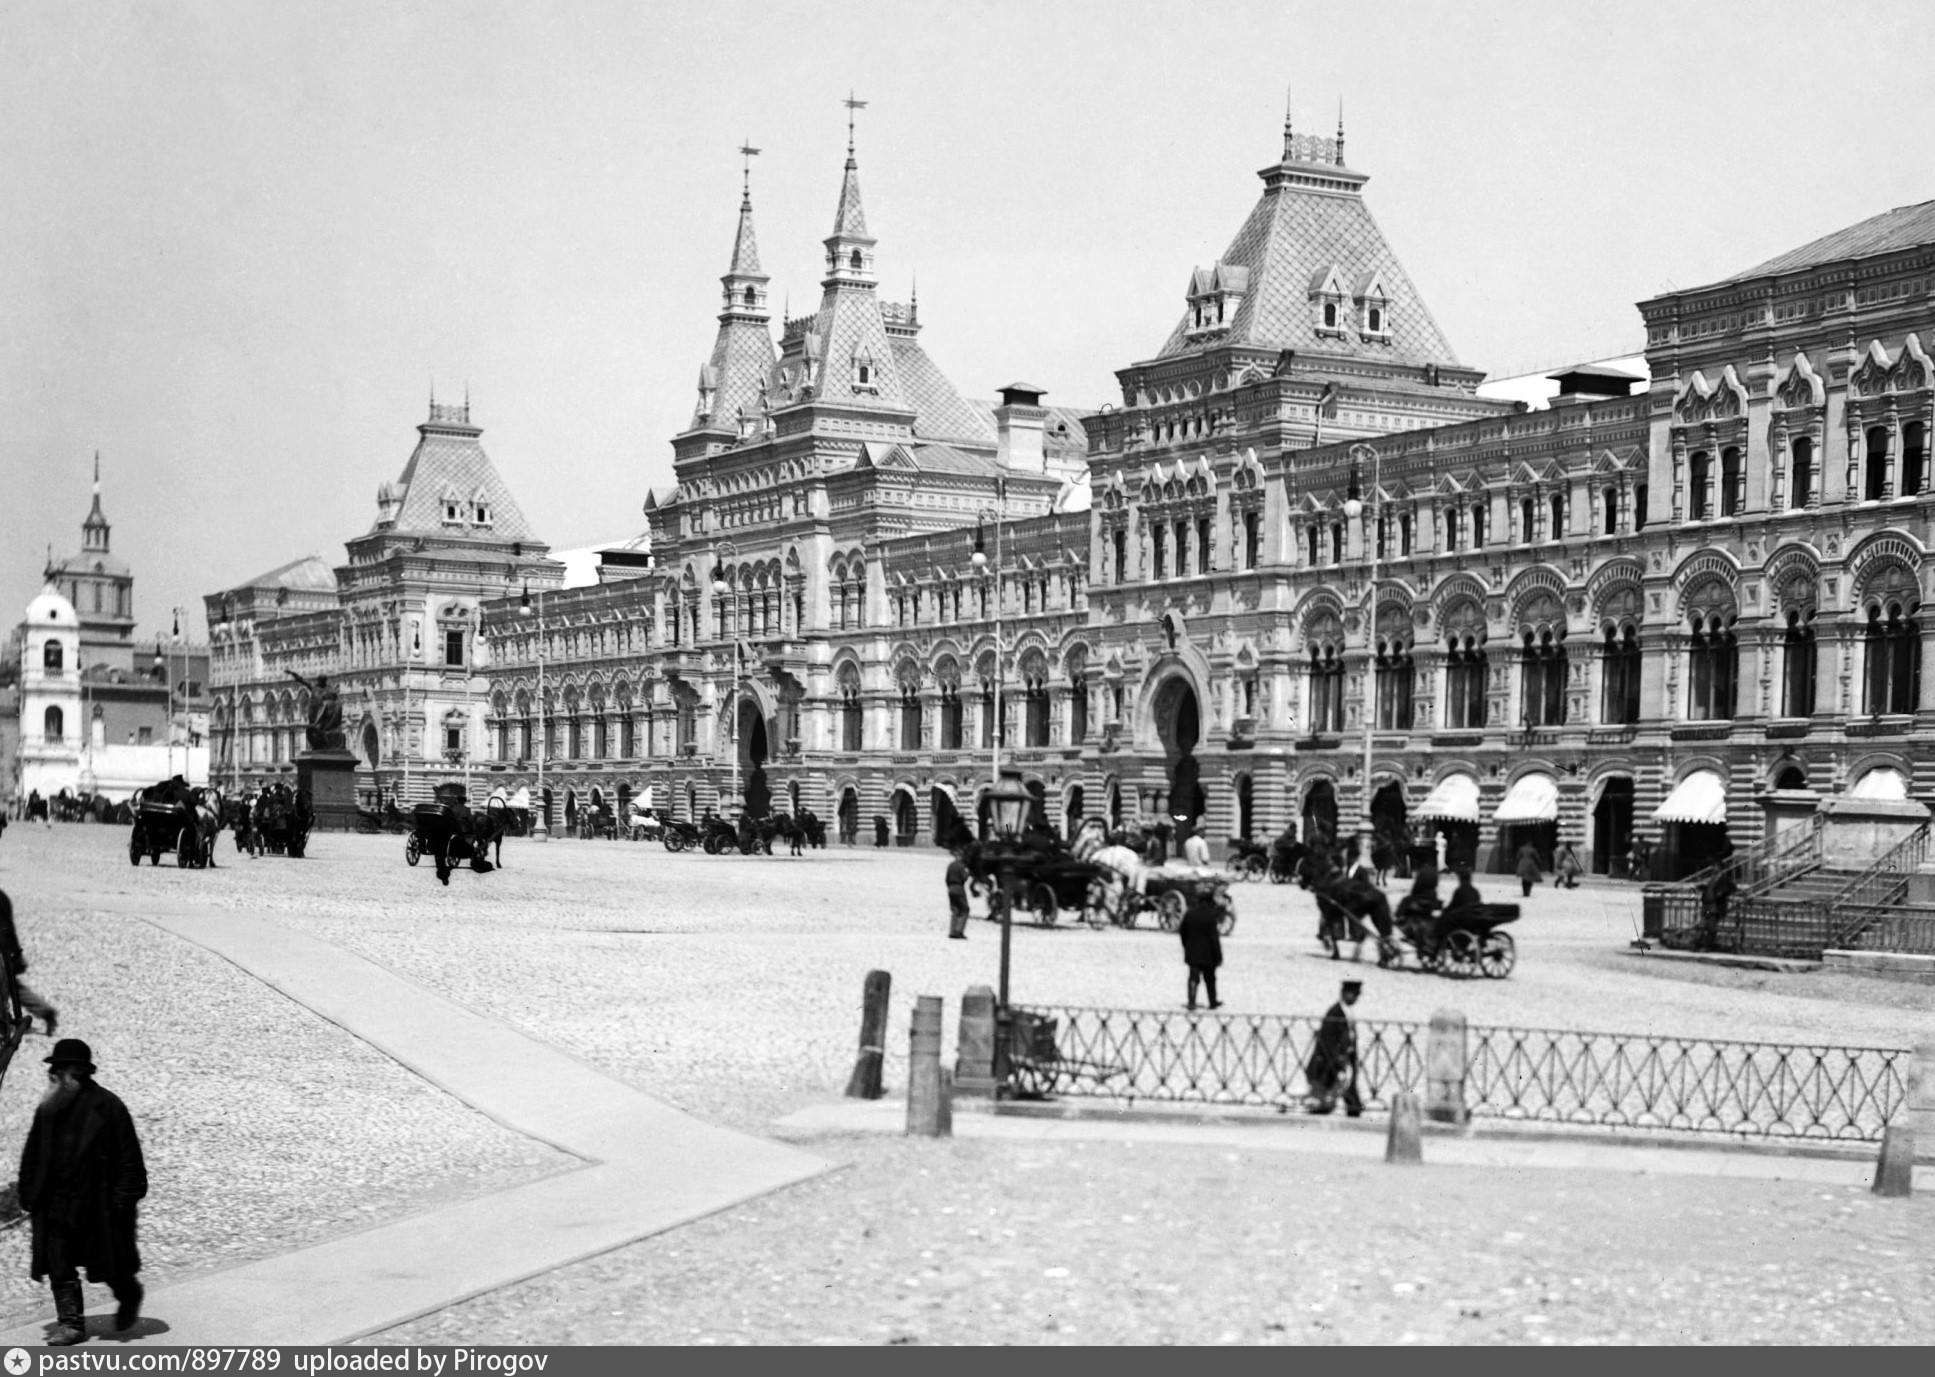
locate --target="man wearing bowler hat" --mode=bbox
[17,1039,147,1345]
[1304,979,1364,1117]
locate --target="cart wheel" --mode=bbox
[1443,928,1481,978]
[1240,855,1267,883]
[129,832,143,866]
[177,838,195,868]
[405,835,423,866]
[1479,930,1517,979]
[1029,882,1059,927]
[1157,890,1186,932]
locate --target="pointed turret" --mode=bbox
[823,94,877,287]
[683,147,779,442]
[82,451,110,554]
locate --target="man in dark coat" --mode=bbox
[944,850,972,939]
[1178,891,1224,1010]
[1304,980,1363,1117]
[0,888,59,1034]
[18,1039,147,1344]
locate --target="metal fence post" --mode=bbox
[1425,1008,1469,1125]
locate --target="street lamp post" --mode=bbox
[1342,444,1381,853]
[518,583,549,841]
[984,767,1033,1096]
[165,607,183,779]
[711,541,742,813]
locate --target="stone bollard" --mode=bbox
[955,985,997,1097]
[906,995,950,1137]
[1425,1008,1470,1126]
[843,969,892,1100]
[1911,1042,1935,1146]
[1872,1123,1915,1198]
[1386,1091,1424,1164]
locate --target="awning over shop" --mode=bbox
[1494,773,1559,823]
[1850,768,1909,801]
[1654,770,1727,825]
[1417,772,1481,824]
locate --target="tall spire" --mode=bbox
[1282,84,1295,162]
[1336,98,1346,164]
[720,142,770,319]
[830,93,870,242]
[83,450,110,553]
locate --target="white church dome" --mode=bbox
[24,584,78,628]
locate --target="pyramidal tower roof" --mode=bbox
[685,144,779,438]
[1155,96,1461,367]
[372,397,541,544]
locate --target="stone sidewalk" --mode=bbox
[0,906,828,1347]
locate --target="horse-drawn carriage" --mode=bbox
[246,783,312,858]
[128,779,223,868]
[1377,902,1519,978]
[406,787,513,885]
[966,839,1102,927]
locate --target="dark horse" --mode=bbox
[1305,852,1394,961]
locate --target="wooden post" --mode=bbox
[1386,1091,1424,1164]
[1425,1008,1469,1125]
[843,969,891,1099]
[955,984,997,1097]
[906,994,949,1137]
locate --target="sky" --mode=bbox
[6,0,1934,642]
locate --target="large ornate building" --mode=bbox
[208,100,1935,878]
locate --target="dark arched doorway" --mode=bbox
[1152,675,1204,832]
[1302,778,1338,850]
[932,787,969,848]
[1107,781,1123,828]
[837,786,860,845]
[1025,778,1050,836]
[1065,784,1085,840]
[1592,777,1635,875]
[1235,774,1255,842]
[739,699,772,818]
[892,788,918,846]
[1370,780,1409,875]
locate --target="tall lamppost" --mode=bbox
[165,607,183,778]
[711,540,742,811]
[518,583,549,841]
[970,479,1008,792]
[984,766,1033,1096]
[1341,443,1381,849]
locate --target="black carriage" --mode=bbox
[1082,863,1237,934]
[1379,901,1520,979]
[971,841,1103,927]
[1225,837,1270,882]
[249,784,313,858]
[128,782,213,869]
[407,792,511,885]
[660,818,701,852]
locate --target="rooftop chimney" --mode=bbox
[995,382,1047,475]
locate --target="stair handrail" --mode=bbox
[1828,821,1931,947]
[1672,810,1826,897]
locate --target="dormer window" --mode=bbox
[473,502,492,526]
[1367,306,1383,334]
[1323,303,1338,330]
[443,499,462,524]
[853,351,878,393]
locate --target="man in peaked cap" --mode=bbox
[17,1038,148,1344]
[1304,979,1364,1117]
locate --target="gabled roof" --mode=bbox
[1721,200,1935,284]
[892,336,995,446]
[240,555,337,593]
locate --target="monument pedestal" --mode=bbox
[296,750,362,832]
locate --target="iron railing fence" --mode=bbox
[1642,813,1826,947]
[1008,1003,1910,1143]
[1830,822,1931,949]
[1841,908,1935,954]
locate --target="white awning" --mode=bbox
[1850,768,1909,801]
[1417,773,1481,824]
[1494,773,1559,823]
[1655,770,1727,825]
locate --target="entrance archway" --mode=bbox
[892,788,918,846]
[932,787,968,848]
[1235,774,1255,842]
[1370,780,1408,874]
[1108,780,1123,828]
[837,786,859,844]
[1302,778,1338,851]
[1065,784,1085,840]
[1592,777,1635,875]
[1151,676,1205,829]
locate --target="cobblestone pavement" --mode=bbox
[4,823,1932,1343]
[367,1132,1934,1345]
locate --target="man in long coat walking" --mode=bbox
[18,1039,147,1344]
[1178,890,1224,1011]
[1304,980,1363,1116]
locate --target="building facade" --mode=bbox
[208,101,1935,874]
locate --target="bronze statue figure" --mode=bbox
[284,670,346,751]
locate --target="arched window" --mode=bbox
[1305,613,1345,734]
[1685,583,1740,721]
[1865,426,1891,502]
[849,249,863,271]
[1905,422,1927,499]
[42,640,63,673]
[1021,651,1050,748]
[1397,512,1413,556]
[1519,496,1536,542]
[1790,436,1815,509]
[1603,485,1620,535]
[1516,595,1568,727]
[937,659,964,749]
[1720,447,1741,517]
[1783,608,1817,718]
[1374,606,1414,731]
[1863,595,1921,715]
[900,679,924,750]
[1329,521,1344,564]
[1470,501,1488,548]
[1443,602,1488,730]
[43,705,64,741]
[1689,450,1711,519]
[1601,623,1641,725]
[1323,302,1338,330]
[1634,482,1650,530]
[1549,490,1566,538]
[1444,506,1463,552]
[1152,524,1167,579]
[838,663,863,751]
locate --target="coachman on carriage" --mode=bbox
[128,777,223,869]
[406,785,514,886]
